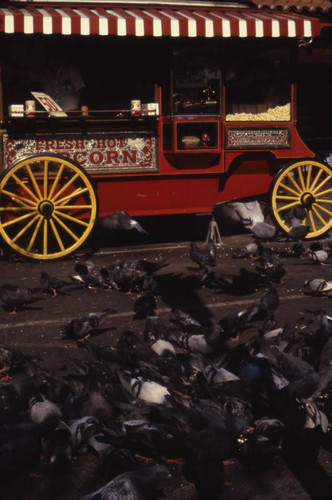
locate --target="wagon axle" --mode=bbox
[38,200,54,219]
[300,193,315,209]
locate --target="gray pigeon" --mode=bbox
[283,206,310,241]
[83,464,171,500]
[98,211,148,235]
[0,283,40,313]
[61,310,114,340]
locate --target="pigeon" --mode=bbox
[172,308,203,331]
[98,210,148,234]
[216,200,277,240]
[265,263,286,284]
[29,394,63,424]
[121,258,168,274]
[203,240,217,266]
[257,245,274,270]
[133,293,158,320]
[0,345,34,376]
[98,447,137,481]
[308,240,332,266]
[117,370,170,405]
[243,286,280,323]
[189,242,215,268]
[232,241,259,259]
[0,283,40,313]
[292,240,306,257]
[194,266,216,288]
[283,206,310,241]
[169,324,224,356]
[83,464,171,500]
[250,221,277,241]
[218,311,246,341]
[71,260,105,289]
[143,314,177,356]
[108,261,147,293]
[40,271,69,297]
[191,353,240,385]
[304,278,332,297]
[61,310,114,340]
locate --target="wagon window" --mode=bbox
[225,47,292,122]
[172,48,221,116]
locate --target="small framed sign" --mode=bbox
[31,92,67,117]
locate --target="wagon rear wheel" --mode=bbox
[270,159,332,240]
[0,155,98,260]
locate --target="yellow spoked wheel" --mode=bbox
[0,155,98,260]
[270,159,332,239]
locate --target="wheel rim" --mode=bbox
[271,160,332,239]
[0,155,97,260]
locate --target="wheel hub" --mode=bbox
[301,192,315,209]
[38,200,54,218]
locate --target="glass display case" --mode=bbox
[172,48,221,116]
[224,47,292,122]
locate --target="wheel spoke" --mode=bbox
[11,214,40,243]
[306,164,312,190]
[52,173,80,203]
[49,219,65,251]
[308,210,316,233]
[312,174,330,195]
[297,166,306,191]
[313,187,332,198]
[25,163,43,200]
[0,206,36,211]
[27,217,43,252]
[53,210,89,227]
[313,203,332,217]
[275,195,299,201]
[1,211,37,228]
[9,175,40,203]
[0,189,36,207]
[278,182,301,197]
[56,205,92,210]
[312,205,328,226]
[43,219,48,256]
[315,199,332,204]
[48,163,65,200]
[308,167,323,192]
[286,173,303,194]
[52,213,79,242]
[54,187,89,206]
[276,200,300,212]
[43,160,48,198]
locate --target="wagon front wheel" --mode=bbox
[270,159,332,240]
[0,155,98,260]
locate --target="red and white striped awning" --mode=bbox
[0,6,320,38]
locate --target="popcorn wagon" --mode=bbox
[0,0,331,260]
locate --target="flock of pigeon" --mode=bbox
[2,206,332,499]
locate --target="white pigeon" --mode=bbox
[216,200,277,240]
[304,278,332,296]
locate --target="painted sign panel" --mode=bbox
[226,128,290,149]
[3,134,158,173]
